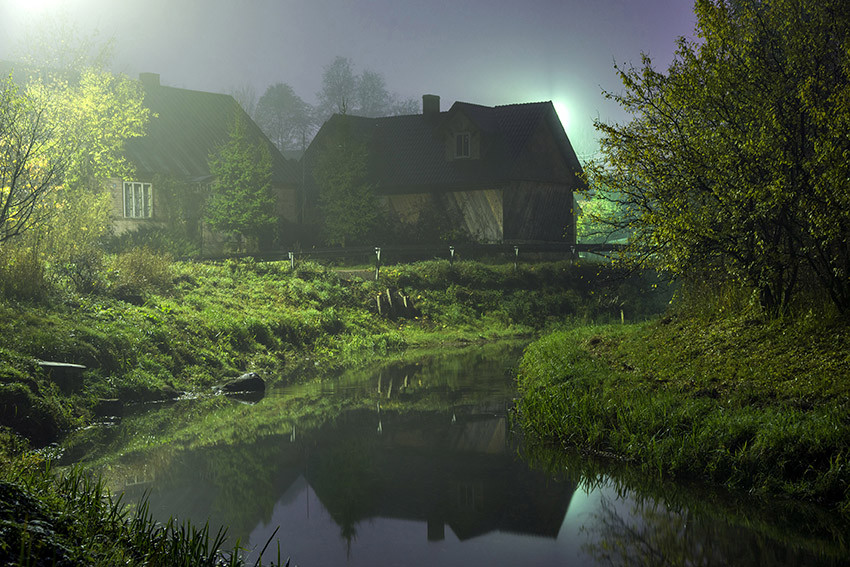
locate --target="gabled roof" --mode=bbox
[304,100,583,194]
[125,77,299,185]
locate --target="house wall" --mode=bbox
[383,189,504,243]
[277,184,299,224]
[503,181,574,242]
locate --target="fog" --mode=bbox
[1,0,695,157]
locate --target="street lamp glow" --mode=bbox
[553,100,570,129]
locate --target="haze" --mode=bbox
[1,0,695,157]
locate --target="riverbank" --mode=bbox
[515,310,850,514]
[0,255,661,447]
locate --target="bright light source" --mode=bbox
[553,100,570,128]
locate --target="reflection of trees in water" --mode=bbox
[582,494,836,567]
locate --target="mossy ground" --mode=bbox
[516,309,850,514]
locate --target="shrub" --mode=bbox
[109,247,174,298]
[0,246,49,301]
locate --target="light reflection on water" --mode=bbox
[65,343,850,566]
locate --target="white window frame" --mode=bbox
[455,132,471,158]
[123,181,152,219]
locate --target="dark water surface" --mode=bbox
[64,343,849,566]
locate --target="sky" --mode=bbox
[1,0,697,157]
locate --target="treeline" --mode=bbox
[233,56,419,154]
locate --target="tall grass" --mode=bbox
[0,452,289,567]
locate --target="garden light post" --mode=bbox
[374,247,382,280]
[514,245,519,270]
[449,245,455,266]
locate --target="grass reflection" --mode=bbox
[519,437,850,565]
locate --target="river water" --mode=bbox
[63,342,849,566]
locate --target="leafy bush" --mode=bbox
[0,246,49,301]
[109,247,173,298]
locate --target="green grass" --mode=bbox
[0,255,666,445]
[516,312,850,514]
[0,435,289,566]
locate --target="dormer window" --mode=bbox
[455,132,470,158]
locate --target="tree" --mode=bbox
[255,83,314,152]
[590,0,850,315]
[0,76,65,244]
[317,57,419,122]
[317,56,358,118]
[29,68,149,261]
[314,118,379,246]
[229,82,258,119]
[205,117,276,250]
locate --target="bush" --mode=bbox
[0,246,49,301]
[109,247,174,298]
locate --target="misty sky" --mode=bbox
[1,0,696,157]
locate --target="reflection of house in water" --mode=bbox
[305,408,576,542]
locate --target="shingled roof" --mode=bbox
[304,100,582,195]
[125,74,298,185]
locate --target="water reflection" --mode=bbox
[64,343,850,566]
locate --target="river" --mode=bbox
[61,342,849,566]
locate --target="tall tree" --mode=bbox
[314,118,379,247]
[317,57,419,122]
[255,83,314,152]
[590,0,850,315]
[205,117,276,250]
[0,76,65,244]
[317,56,358,118]
[229,82,258,119]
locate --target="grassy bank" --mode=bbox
[0,253,661,446]
[516,310,850,514]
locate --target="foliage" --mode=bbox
[314,118,380,246]
[0,74,66,244]
[576,188,630,244]
[0,245,49,301]
[589,0,850,316]
[109,247,174,297]
[205,117,276,249]
[255,82,314,152]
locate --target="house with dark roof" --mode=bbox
[302,95,583,244]
[109,73,300,250]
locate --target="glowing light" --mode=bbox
[553,100,570,128]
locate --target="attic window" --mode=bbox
[455,132,470,158]
[123,181,152,219]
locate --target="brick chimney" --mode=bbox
[423,94,440,116]
[139,72,160,89]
